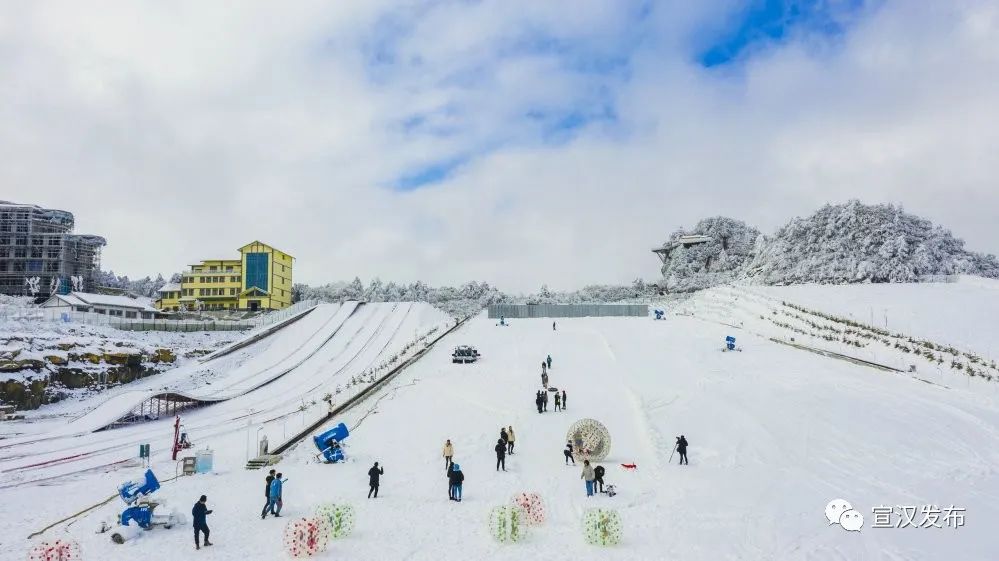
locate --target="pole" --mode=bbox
[171,415,181,461]
[668,442,677,463]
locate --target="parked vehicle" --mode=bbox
[452,345,480,363]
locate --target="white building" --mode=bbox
[40,292,159,319]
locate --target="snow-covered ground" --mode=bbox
[2,295,997,560]
[754,276,999,359]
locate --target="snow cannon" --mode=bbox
[725,336,736,351]
[118,469,160,505]
[313,422,350,463]
[654,309,665,320]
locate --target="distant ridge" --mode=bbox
[656,201,999,292]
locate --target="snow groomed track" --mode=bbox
[0,302,450,488]
[60,302,357,433]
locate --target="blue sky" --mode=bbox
[388,0,868,191]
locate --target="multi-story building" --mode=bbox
[155,241,293,312]
[0,201,106,297]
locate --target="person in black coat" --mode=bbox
[500,428,509,446]
[594,465,606,492]
[562,389,567,410]
[494,438,506,471]
[261,469,276,519]
[677,435,689,465]
[192,495,213,549]
[542,390,548,411]
[535,392,543,414]
[368,462,384,498]
[564,441,575,465]
[448,463,465,501]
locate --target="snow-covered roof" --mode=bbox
[43,292,159,312]
[157,283,182,293]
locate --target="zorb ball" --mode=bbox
[283,517,331,557]
[316,503,355,539]
[511,492,546,525]
[488,505,526,543]
[26,540,81,561]
[566,418,612,461]
[583,508,623,546]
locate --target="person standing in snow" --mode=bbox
[542,390,549,411]
[562,389,567,410]
[553,391,561,412]
[541,361,547,375]
[542,371,549,389]
[269,473,287,516]
[594,465,606,493]
[546,355,552,370]
[535,391,544,414]
[581,460,596,497]
[448,463,464,502]
[676,435,689,465]
[368,462,384,498]
[192,495,213,549]
[564,441,575,465]
[261,469,276,519]
[500,427,509,447]
[507,426,516,454]
[443,439,454,472]
[553,321,557,331]
[495,438,507,471]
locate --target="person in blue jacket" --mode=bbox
[448,463,464,502]
[192,495,213,550]
[269,472,287,516]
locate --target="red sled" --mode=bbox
[620,463,637,471]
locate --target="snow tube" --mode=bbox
[315,503,355,539]
[511,492,546,525]
[283,517,331,557]
[583,508,623,546]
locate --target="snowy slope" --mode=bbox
[2,310,997,561]
[754,276,999,358]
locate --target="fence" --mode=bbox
[487,303,649,319]
[0,299,319,332]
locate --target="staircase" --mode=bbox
[245,454,282,470]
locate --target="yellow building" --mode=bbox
[155,241,293,312]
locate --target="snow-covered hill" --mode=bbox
[656,201,999,291]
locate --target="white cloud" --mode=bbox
[1,0,996,292]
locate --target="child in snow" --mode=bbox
[507,426,515,454]
[564,442,575,465]
[562,389,567,410]
[542,390,548,411]
[546,355,552,370]
[581,461,595,497]
[554,391,561,411]
[500,427,509,446]
[535,392,544,414]
[448,463,464,501]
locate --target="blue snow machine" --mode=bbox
[119,469,160,505]
[725,335,736,351]
[654,309,666,320]
[314,422,350,463]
